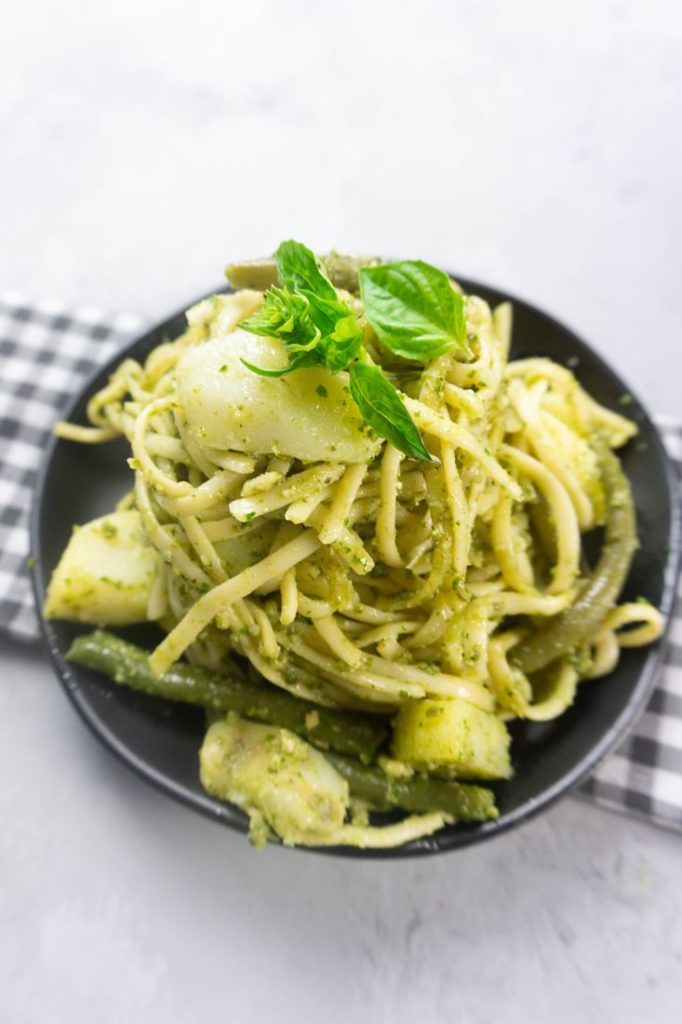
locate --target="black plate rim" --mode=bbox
[30,276,682,859]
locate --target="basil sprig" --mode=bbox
[238,240,437,461]
[239,287,321,378]
[359,260,469,361]
[240,241,364,378]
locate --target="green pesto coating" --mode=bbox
[513,438,638,673]
[67,630,387,762]
[326,753,498,822]
[225,252,380,295]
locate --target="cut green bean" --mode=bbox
[225,253,380,295]
[224,259,280,292]
[319,252,382,293]
[327,753,498,822]
[67,630,388,762]
[513,438,638,673]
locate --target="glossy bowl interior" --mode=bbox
[31,278,681,857]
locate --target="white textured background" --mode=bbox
[1,1,681,1021]
[2,0,681,414]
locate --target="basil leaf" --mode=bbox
[275,240,337,302]
[319,315,364,372]
[302,290,349,335]
[359,260,469,361]
[349,363,432,461]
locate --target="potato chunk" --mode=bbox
[200,714,350,847]
[44,510,159,626]
[176,329,380,463]
[392,698,512,780]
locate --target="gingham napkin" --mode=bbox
[1,293,680,831]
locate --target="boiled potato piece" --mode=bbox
[176,329,380,463]
[392,697,512,780]
[200,714,350,847]
[44,510,159,626]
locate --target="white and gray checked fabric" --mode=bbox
[0,293,144,638]
[0,293,680,831]
[580,418,682,831]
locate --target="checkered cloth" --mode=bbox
[1,293,680,832]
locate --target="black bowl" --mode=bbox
[31,278,681,857]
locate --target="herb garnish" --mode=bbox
[359,260,470,361]
[237,240,466,460]
[240,242,364,379]
[348,362,431,461]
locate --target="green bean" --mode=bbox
[513,438,638,673]
[67,631,388,762]
[225,252,380,295]
[326,753,498,822]
[224,259,281,292]
[319,252,382,293]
